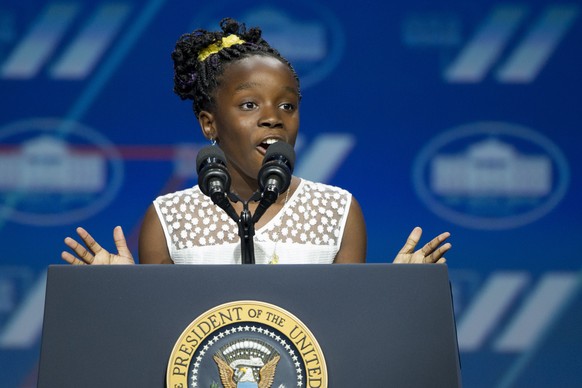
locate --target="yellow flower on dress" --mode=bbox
[269,253,279,265]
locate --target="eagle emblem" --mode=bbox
[212,339,281,388]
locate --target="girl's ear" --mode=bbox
[198,110,217,141]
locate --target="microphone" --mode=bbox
[253,142,295,223]
[196,146,238,221]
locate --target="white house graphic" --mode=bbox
[431,138,551,196]
[0,136,105,192]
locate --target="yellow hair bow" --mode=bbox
[197,34,246,61]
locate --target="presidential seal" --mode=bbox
[167,300,327,388]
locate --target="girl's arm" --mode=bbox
[138,204,173,264]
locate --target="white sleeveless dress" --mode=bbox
[153,178,352,264]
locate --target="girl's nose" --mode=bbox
[258,106,283,128]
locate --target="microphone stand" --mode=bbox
[226,191,263,264]
[198,143,291,265]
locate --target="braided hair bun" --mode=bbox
[172,17,299,117]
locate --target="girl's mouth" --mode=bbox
[257,138,280,154]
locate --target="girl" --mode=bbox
[62,18,450,266]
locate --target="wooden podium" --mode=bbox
[38,264,461,387]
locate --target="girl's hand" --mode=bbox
[61,226,135,265]
[393,227,451,264]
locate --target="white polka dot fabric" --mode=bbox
[153,179,352,264]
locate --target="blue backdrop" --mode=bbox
[1,1,581,386]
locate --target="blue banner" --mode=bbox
[1,1,581,386]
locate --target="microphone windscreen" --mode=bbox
[196,145,227,174]
[264,142,295,171]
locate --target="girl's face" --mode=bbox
[199,55,300,188]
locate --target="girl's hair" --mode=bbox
[172,17,300,118]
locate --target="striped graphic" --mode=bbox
[50,3,133,79]
[444,5,528,83]
[456,272,529,351]
[457,271,580,352]
[445,4,579,83]
[496,5,580,83]
[294,134,356,183]
[494,272,579,351]
[0,3,80,79]
[1,2,133,80]
[0,271,46,349]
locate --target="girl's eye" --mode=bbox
[240,101,257,110]
[280,103,295,111]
